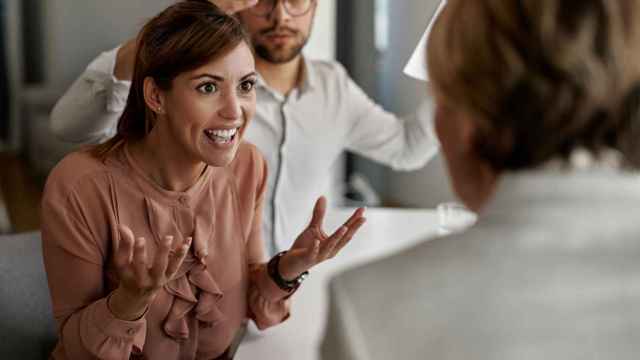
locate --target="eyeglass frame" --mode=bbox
[247,0,316,18]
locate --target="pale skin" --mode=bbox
[108,42,366,321]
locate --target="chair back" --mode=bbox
[0,231,57,358]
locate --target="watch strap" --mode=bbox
[267,251,309,292]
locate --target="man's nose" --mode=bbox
[269,0,292,24]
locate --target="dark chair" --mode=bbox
[0,231,57,359]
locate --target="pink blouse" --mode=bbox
[41,142,291,359]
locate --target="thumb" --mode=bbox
[308,196,327,229]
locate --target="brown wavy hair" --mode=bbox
[427,0,640,170]
[92,0,250,159]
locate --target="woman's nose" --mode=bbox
[218,93,242,120]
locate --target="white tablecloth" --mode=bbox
[237,207,441,360]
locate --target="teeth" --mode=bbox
[207,128,237,139]
[205,128,238,143]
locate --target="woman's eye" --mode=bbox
[239,80,255,94]
[197,83,217,94]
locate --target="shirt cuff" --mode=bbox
[252,263,297,302]
[416,97,438,138]
[106,76,132,113]
[91,297,147,346]
[85,45,132,113]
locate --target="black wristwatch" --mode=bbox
[267,251,309,292]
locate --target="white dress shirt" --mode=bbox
[50,47,439,255]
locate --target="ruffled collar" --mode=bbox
[145,194,225,341]
[122,145,225,341]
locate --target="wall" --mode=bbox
[304,0,335,61]
[40,0,335,95]
[2,0,23,150]
[41,0,172,94]
[380,0,457,207]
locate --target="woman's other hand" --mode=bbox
[108,224,191,321]
[278,197,366,281]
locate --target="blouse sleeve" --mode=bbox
[41,174,146,359]
[244,153,294,329]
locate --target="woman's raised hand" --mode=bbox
[278,197,367,281]
[108,224,191,321]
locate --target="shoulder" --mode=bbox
[227,141,267,189]
[307,59,353,85]
[305,59,368,106]
[307,59,346,73]
[43,150,112,204]
[229,141,266,174]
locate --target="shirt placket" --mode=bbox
[270,91,296,255]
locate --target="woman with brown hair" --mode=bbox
[41,2,365,359]
[322,1,640,359]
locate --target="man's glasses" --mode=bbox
[248,0,315,18]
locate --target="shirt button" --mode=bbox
[179,196,189,205]
[127,327,136,335]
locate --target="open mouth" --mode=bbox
[204,128,239,145]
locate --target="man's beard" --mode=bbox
[252,28,309,64]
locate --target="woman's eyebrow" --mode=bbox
[190,71,257,81]
[241,71,258,80]
[190,73,224,81]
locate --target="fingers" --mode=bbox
[330,217,366,257]
[343,207,366,229]
[319,210,367,260]
[165,237,192,279]
[132,237,149,281]
[193,234,208,266]
[114,225,135,269]
[329,208,366,256]
[149,235,173,280]
[318,225,348,259]
[308,196,327,229]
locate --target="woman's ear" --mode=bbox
[143,77,165,115]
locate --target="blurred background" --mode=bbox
[0,0,451,234]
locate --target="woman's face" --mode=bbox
[158,42,257,167]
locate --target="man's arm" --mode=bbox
[49,46,130,144]
[341,64,440,171]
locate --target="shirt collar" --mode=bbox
[256,56,317,99]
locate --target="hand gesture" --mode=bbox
[108,224,191,320]
[278,197,366,280]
